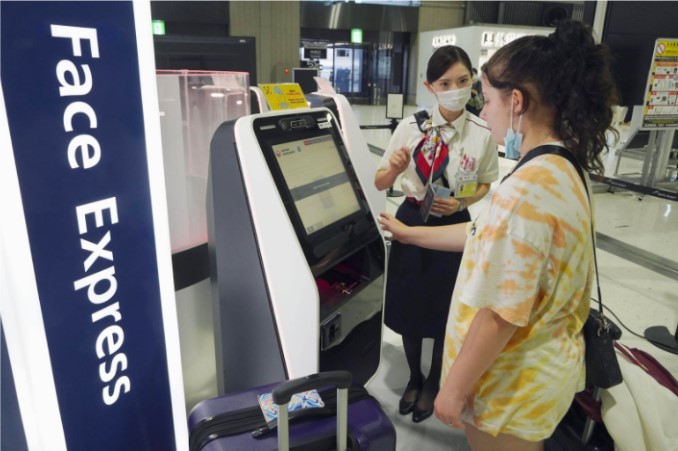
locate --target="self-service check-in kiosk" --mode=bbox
[207,107,385,394]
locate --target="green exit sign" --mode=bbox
[351,28,362,44]
[152,20,165,35]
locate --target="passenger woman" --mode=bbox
[380,20,618,449]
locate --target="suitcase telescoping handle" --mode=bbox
[272,371,352,451]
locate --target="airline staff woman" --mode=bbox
[374,45,498,423]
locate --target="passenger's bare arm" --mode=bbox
[378,212,468,252]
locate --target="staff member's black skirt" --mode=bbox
[384,199,471,339]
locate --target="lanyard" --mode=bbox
[426,127,441,186]
[501,144,583,184]
[500,145,605,314]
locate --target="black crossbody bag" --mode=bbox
[503,145,623,389]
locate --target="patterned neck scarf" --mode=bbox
[412,123,452,185]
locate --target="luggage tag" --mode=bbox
[257,389,325,425]
[455,154,478,199]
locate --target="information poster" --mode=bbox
[259,83,309,110]
[642,38,678,129]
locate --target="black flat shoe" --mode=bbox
[412,378,438,423]
[398,379,422,415]
[399,398,416,415]
[412,406,434,423]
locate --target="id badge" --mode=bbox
[455,172,478,198]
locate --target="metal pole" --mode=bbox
[277,402,289,450]
[336,387,348,451]
[580,387,601,445]
[592,0,608,44]
[386,117,404,198]
[640,131,658,186]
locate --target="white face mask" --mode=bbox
[436,86,471,112]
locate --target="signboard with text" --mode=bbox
[259,83,309,110]
[0,2,186,450]
[642,38,678,129]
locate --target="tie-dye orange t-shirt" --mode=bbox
[441,152,593,441]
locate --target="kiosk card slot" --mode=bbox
[312,232,350,259]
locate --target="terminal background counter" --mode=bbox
[206,107,386,394]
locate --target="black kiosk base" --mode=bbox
[206,108,386,393]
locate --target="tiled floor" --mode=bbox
[351,104,678,450]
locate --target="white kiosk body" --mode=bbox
[207,108,385,393]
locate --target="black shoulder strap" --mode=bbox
[413,109,430,133]
[543,146,587,197]
[502,145,607,316]
[502,145,587,195]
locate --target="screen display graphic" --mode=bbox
[272,135,361,235]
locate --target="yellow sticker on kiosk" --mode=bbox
[259,83,308,110]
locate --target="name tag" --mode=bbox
[455,172,478,198]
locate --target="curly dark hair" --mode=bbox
[481,20,619,173]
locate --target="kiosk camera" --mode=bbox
[207,108,385,393]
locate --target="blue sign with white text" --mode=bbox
[1,2,176,449]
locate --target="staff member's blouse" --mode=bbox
[377,107,498,199]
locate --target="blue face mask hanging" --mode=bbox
[503,109,523,160]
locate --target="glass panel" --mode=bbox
[334,46,353,95]
[352,47,363,93]
[156,70,250,252]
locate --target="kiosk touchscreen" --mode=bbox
[255,114,375,273]
[207,108,385,393]
[305,93,386,228]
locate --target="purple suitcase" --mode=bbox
[188,371,396,451]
